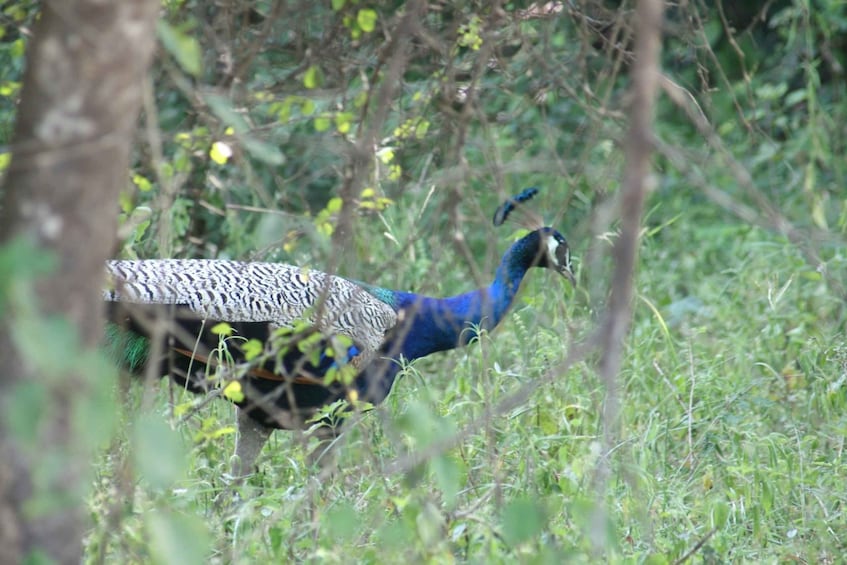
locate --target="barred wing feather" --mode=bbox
[104,259,398,360]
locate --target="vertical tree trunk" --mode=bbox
[0,1,158,562]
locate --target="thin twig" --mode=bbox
[673,526,718,565]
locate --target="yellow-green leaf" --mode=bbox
[132,173,153,192]
[0,81,20,97]
[314,116,331,132]
[354,91,368,108]
[303,65,322,89]
[173,401,194,418]
[223,380,245,403]
[211,322,234,336]
[377,148,394,164]
[317,221,334,237]
[301,98,316,116]
[209,141,232,165]
[326,196,344,214]
[811,194,828,229]
[335,112,354,133]
[415,119,430,139]
[357,9,378,33]
[243,339,263,361]
[11,38,25,58]
[205,425,236,440]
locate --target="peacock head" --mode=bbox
[536,227,575,286]
[494,188,576,286]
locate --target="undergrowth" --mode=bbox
[87,205,846,563]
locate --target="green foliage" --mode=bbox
[457,15,483,51]
[132,415,190,490]
[302,65,322,89]
[156,20,202,77]
[147,510,211,565]
[501,497,547,547]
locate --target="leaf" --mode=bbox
[11,38,25,58]
[147,510,211,565]
[242,338,263,360]
[157,21,202,77]
[324,501,358,541]
[209,141,232,165]
[303,65,322,89]
[211,322,233,336]
[430,455,463,508]
[204,425,236,440]
[712,500,730,529]
[0,81,20,96]
[6,380,47,445]
[414,119,430,139]
[173,401,194,418]
[241,137,285,166]
[501,497,546,546]
[388,164,401,181]
[204,94,250,133]
[314,115,332,132]
[132,415,188,489]
[132,173,153,192]
[811,194,828,229]
[327,364,358,386]
[72,354,119,450]
[335,112,354,133]
[223,380,244,403]
[326,197,343,213]
[357,9,378,33]
[331,0,346,10]
[377,148,394,164]
[14,315,83,381]
[301,98,316,116]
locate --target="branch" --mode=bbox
[592,0,664,551]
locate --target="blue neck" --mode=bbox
[390,264,523,358]
[357,231,546,403]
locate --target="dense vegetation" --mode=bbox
[1,0,845,562]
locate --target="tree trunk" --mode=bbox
[0,1,158,563]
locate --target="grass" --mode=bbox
[85,203,847,564]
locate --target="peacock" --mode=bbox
[104,188,574,475]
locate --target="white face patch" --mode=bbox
[546,236,560,267]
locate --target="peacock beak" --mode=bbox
[558,265,576,287]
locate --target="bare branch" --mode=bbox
[592,0,664,551]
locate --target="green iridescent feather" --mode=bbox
[104,322,150,373]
